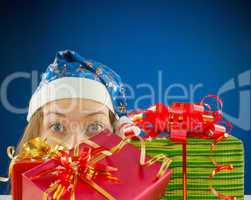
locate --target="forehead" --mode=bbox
[42,98,110,116]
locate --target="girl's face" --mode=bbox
[40,98,113,148]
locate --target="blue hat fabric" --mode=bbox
[30,50,127,119]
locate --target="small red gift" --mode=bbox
[22,130,172,200]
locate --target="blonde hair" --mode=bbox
[17,109,43,153]
[17,108,115,153]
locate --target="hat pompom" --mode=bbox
[114,116,141,138]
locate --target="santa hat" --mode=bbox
[27,50,127,121]
[27,50,140,137]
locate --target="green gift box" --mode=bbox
[131,136,244,200]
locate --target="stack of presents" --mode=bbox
[1,95,244,200]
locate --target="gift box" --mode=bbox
[131,136,244,200]
[22,130,172,200]
[129,95,244,200]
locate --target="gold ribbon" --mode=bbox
[87,134,172,179]
[129,135,172,178]
[0,146,15,182]
[208,133,236,200]
[0,137,66,183]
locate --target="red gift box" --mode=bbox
[22,130,172,200]
[11,159,44,200]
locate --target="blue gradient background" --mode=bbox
[0,0,250,195]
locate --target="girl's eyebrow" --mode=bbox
[45,111,107,118]
[86,111,107,118]
[45,111,66,117]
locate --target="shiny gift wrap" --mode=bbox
[131,136,244,200]
[22,130,172,200]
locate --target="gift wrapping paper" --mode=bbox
[131,136,244,200]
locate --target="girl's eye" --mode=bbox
[50,122,65,133]
[86,122,104,135]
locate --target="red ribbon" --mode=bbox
[31,145,118,200]
[129,94,235,200]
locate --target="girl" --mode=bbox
[18,50,139,151]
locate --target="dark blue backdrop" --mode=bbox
[0,0,250,194]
